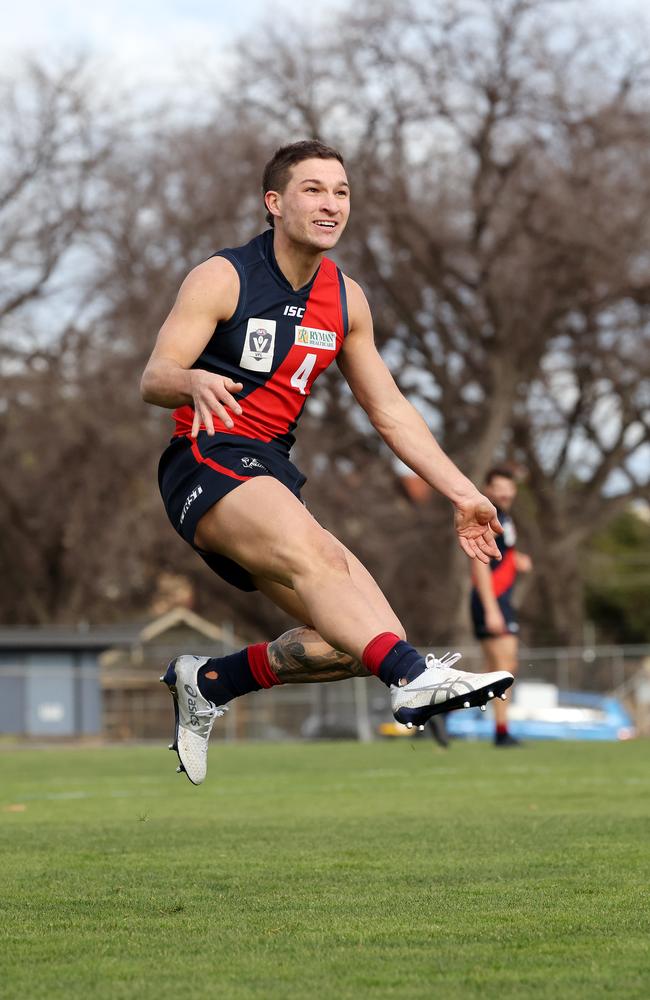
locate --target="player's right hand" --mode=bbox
[189,370,243,437]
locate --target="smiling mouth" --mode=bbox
[314,220,337,229]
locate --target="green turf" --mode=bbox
[1,740,649,999]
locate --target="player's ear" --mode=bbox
[264,190,281,222]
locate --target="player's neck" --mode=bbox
[272,230,323,291]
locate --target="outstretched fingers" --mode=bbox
[190,375,244,437]
[459,527,501,563]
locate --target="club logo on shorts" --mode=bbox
[241,457,268,471]
[294,326,337,350]
[240,318,276,372]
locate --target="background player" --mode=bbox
[141,140,513,783]
[470,468,533,746]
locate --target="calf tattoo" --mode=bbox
[267,627,371,684]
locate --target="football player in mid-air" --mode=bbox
[141,139,513,784]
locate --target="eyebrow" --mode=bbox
[300,178,350,188]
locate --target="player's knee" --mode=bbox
[291,527,351,582]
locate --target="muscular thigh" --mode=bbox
[193,477,340,588]
[194,477,404,636]
[253,545,404,637]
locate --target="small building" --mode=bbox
[0,624,129,737]
[100,608,243,740]
[0,609,241,739]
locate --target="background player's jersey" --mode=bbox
[173,229,348,450]
[472,508,517,599]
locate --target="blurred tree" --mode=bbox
[584,507,650,644]
[228,0,650,643]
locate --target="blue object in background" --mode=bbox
[446,689,636,742]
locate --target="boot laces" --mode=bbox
[194,703,229,739]
[425,651,462,672]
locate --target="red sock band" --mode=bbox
[496,723,508,736]
[362,632,402,676]
[247,642,281,689]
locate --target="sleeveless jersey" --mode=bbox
[471,508,518,599]
[172,229,349,450]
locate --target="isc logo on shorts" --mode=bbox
[179,485,203,525]
[240,318,276,372]
[294,326,337,350]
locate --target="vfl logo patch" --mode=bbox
[240,318,276,372]
[294,326,337,350]
[179,485,203,525]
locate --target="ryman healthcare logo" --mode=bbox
[294,326,337,350]
[240,318,276,372]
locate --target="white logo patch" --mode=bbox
[241,457,268,471]
[179,485,203,525]
[294,326,337,350]
[240,318,276,372]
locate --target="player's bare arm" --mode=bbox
[514,551,533,573]
[338,277,502,563]
[140,256,243,436]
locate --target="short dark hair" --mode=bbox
[484,466,516,485]
[262,139,345,227]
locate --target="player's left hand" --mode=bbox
[453,494,503,563]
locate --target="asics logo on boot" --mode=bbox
[184,684,199,727]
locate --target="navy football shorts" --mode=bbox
[158,432,307,592]
[470,590,519,640]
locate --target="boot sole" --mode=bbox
[394,674,513,726]
[160,659,199,785]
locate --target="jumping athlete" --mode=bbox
[470,468,533,746]
[141,140,513,784]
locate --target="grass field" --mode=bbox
[1,739,649,999]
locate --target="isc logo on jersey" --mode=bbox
[294,326,337,350]
[240,318,276,372]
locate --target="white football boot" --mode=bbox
[160,655,228,785]
[391,652,513,730]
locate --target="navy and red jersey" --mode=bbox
[172,229,349,451]
[472,509,518,600]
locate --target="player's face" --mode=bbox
[269,158,350,251]
[485,476,517,512]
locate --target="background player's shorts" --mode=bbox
[470,590,520,640]
[158,432,306,592]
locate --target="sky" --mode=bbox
[3,0,648,87]
[1,0,276,94]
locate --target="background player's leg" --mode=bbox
[481,635,519,743]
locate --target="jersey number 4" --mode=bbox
[290,353,317,395]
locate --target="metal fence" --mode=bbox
[101,642,650,742]
[2,642,649,741]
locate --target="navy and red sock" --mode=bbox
[197,643,281,706]
[362,632,426,687]
[197,633,424,705]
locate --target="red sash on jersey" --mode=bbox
[172,257,344,442]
